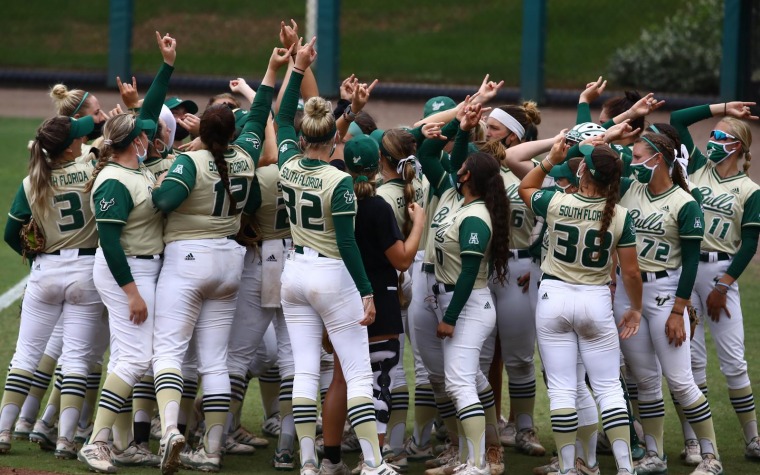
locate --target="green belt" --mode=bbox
[45,248,97,256]
[294,245,328,258]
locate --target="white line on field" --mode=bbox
[0,277,27,312]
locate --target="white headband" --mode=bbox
[489,108,525,140]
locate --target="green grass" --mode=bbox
[0,1,688,88]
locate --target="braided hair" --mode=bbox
[586,145,622,261]
[381,129,418,237]
[201,105,237,211]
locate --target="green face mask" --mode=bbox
[706,140,737,164]
[630,154,658,184]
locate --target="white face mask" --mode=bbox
[575,163,585,180]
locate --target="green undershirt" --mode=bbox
[726,227,759,280]
[97,222,134,287]
[676,239,700,300]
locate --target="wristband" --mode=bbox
[362,293,374,300]
[343,106,357,122]
[293,67,305,74]
[714,281,730,294]
[539,160,551,174]
[670,310,683,315]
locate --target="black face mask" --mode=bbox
[174,126,190,142]
[87,121,104,141]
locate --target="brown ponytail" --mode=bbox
[28,117,72,219]
[466,152,510,285]
[588,146,622,260]
[201,105,237,211]
[381,128,418,237]
[721,117,753,173]
[353,173,377,200]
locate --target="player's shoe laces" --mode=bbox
[159,429,185,475]
[359,460,402,475]
[54,437,78,460]
[231,425,269,447]
[745,436,760,460]
[29,419,56,451]
[689,455,723,475]
[616,470,635,475]
[424,455,461,475]
[516,428,546,456]
[223,434,256,455]
[532,456,559,475]
[180,444,222,472]
[273,447,296,470]
[498,417,516,447]
[0,430,11,454]
[575,458,600,475]
[78,441,117,473]
[319,458,352,475]
[681,439,702,466]
[75,422,94,445]
[13,417,34,440]
[486,445,504,475]
[425,444,458,469]
[300,460,320,475]
[634,451,668,475]
[112,442,160,467]
[262,413,282,437]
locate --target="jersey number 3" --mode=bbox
[54,192,85,233]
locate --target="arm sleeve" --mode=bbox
[417,119,460,196]
[529,190,556,218]
[618,213,638,247]
[152,155,197,212]
[726,227,759,280]
[234,84,275,164]
[243,176,262,215]
[676,239,701,299]
[670,105,712,173]
[408,125,425,147]
[334,214,373,296]
[601,119,615,129]
[276,72,305,168]
[576,102,593,125]
[139,62,175,136]
[4,217,24,256]
[7,184,31,254]
[442,254,483,325]
[97,221,134,286]
[450,126,471,172]
[333,99,350,119]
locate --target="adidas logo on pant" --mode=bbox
[185,253,195,261]
[266,254,277,262]
[484,302,491,309]
[542,293,549,300]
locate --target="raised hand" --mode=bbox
[580,76,607,103]
[155,31,177,66]
[117,76,139,109]
[340,74,357,101]
[473,74,505,105]
[177,113,200,137]
[604,119,640,143]
[107,103,125,118]
[294,36,317,71]
[279,19,299,49]
[547,129,570,165]
[724,101,759,120]
[351,79,378,113]
[628,92,665,119]
[460,103,483,132]
[421,121,446,140]
[269,45,294,71]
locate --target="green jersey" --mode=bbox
[501,167,535,249]
[434,199,492,288]
[690,161,760,253]
[530,190,637,285]
[377,177,425,237]
[423,187,464,265]
[619,179,703,272]
[144,154,175,180]
[8,161,98,253]
[161,147,256,243]
[279,156,356,259]
[92,163,164,256]
[255,164,291,241]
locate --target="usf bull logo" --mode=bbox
[655,295,671,307]
[99,198,115,212]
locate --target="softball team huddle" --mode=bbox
[1,22,758,475]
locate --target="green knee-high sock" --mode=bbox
[683,395,719,459]
[202,393,230,454]
[132,376,156,446]
[550,409,578,472]
[435,396,459,444]
[292,397,318,466]
[59,373,88,441]
[413,384,437,447]
[40,367,62,424]
[458,403,486,468]
[638,399,665,457]
[0,369,34,430]
[729,386,758,443]
[347,397,382,466]
[576,423,598,467]
[154,370,184,435]
[259,366,281,419]
[601,407,633,472]
[478,386,499,447]
[386,386,409,452]
[508,379,536,430]
[229,373,247,430]
[90,374,133,443]
[112,396,134,450]
[278,377,295,452]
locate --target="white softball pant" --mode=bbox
[11,252,103,377]
[406,256,434,387]
[153,238,245,394]
[614,270,703,406]
[690,257,749,389]
[281,247,372,401]
[94,249,160,386]
[536,279,625,413]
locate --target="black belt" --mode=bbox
[134,254,163,260]
[421,263,435,274]
[509,249,531,259]
[294,245,328,258]
[45,248,97,256]
[640,270,669,282]
[432,282,455,295]
[699,251,732,262]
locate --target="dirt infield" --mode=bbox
[1,86,759,182]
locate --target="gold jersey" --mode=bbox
[501,167,535,249]
[434,199,492,288]
[255,164,291,241]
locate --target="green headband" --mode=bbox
[641,136,673,166]
[70,91,90,117]
[113,117,156,148]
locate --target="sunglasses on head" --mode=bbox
[710,130,736,141]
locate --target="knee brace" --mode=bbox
[370,339,401,424]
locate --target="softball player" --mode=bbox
[49,84,108,143]
[0,115,103,459]
[150,61,275,470]
[519,139,643,475]
[276,38,398,475]
[669,101,760,466]
[615,133,722,475]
